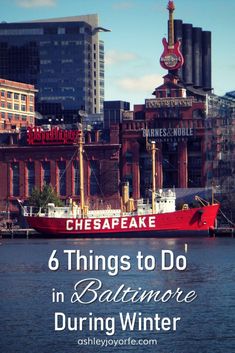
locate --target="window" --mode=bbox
[29,95,34,103]
[7,103,12,109]
[166,89,171,97]
[40,59,52,64]
[14,93,19,100]
[193,109,204,119]
[21,95,26,101]
[45,27,57,35]
[40,41,51,46]
[125,152,133,164]
[14,104,19,110]
[188,157,202,168]
[21,105,26,111]
[188,139,201,152]
[58,161,66,196]
[42,161,50,185]
[73,160,80,195]
[0,28,43,35]
[12,163,20,196]
[27,162,35,195]
[7,91,12,98]
[90,160,99,196]
[58,27,65,34]
[29,106,34,112]
[1,90,5,97]
[61,59,73,63]
[124,175,133,195]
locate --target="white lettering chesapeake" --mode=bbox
[139,217,147,228]
[129,217,138,228]
[84,219,91,230]
[149,216,156,227]
[121,217,128,229]
[75,219,83,230]
[66,219,74,231]
[102,218,111,230]
[111,218,120,229]
[93,219,101,230]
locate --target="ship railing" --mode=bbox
[48,206,79,218]
[137,198,150,206]
[23,206,46,217]
[88,209,122,218]
[88,200,121,210]
[155,189,176,198]
[23,205,78,218]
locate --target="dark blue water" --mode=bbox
[0,237,234,353]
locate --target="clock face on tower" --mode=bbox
[161,53,179,68]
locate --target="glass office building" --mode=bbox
[0,15,105,121]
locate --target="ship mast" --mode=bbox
[78,131,85,217]
[151,141,156,214]
[145,125,157,214]
[76,109,88,218]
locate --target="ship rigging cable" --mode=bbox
[37,147,78,214]
[84,149,105,199]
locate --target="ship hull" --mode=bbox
[25,204,219,237]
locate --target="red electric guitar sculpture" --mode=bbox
[160,0,184,71]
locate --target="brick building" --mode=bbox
[0,79,36,132]
[0,126,120,222]
[120,73,209,200]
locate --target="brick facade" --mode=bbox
[0,79,36,132]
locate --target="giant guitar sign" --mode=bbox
[160,1,184,71]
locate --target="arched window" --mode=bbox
[193,109,204,119]
[125,151,133,164]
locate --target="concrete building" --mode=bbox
[0,14,108,121]
[104,101,130,129]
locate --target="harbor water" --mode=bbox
[0,237,234,353]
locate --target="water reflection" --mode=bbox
[0,238,234,353]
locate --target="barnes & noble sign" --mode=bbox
[143,127,194,142]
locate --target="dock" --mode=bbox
[1,227,234,239]
[214,227,234,237]
[0,228,39,238]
